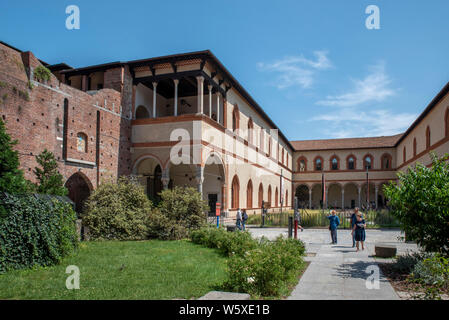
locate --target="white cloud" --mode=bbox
[316,62,396,107]
[257,51,332,89]
[310,108,417,138]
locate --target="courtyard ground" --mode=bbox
[248,227,419,300]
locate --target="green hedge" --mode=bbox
[0,193,78,273]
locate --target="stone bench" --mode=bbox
[198,291,250,300]
[375,243,397,258]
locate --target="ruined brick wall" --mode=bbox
[0,43,131,191]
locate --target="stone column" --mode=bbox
[208,85,213,117]
[196,76,204,115]
[325,189,329,209]
[173,79,179,116]
[195,166,204,197]
[375,185,379,209]
[216,93,220,124]
[309,188,312,209]
[82,75,88,92]
[161,168,170,190]
[341,189,345,210]
[358,185,362,208]
[152,82,158,118]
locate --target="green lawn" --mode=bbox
[0,240,227,300]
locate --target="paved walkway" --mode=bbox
[247,227,419,300]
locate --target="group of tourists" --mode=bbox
[233,207,366,251]
[327,207,366,251]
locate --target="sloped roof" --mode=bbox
[290,134,403,151]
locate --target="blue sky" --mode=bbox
[2,0,449,141]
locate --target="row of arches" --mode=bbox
[297,153,393,172]
[295,182,388,210]
[231,175,288,210]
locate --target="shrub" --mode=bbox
[191,227,258,256]
[0,193,78,273]
[191,228,306,297]
[148,187,208,240]
[384,153,449,256]
[224,236,305,297]
[411,254,449,287]
[33,65,51,83]
[82,177,153,240]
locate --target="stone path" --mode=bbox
[247,227,419,300]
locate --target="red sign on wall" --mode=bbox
[215,202,221,216]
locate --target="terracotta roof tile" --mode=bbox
[290,134,403,151]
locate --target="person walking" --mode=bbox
[242,209,248,231]
[350,207,363,248]
[236,208,242,230]
[327,210,340,244]
[352,212,366,251]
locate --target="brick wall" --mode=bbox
[0,43,132,194]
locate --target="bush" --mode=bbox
[33,149,68,196]
[148,187,208,240]
[33,65,51,83]
[191,227,306,297]
[384,153,449,256]
[224,236,305,297]
[82,177,153,240]
[191,227,258,257]
[411,254,449,287]
[0,193,78,273]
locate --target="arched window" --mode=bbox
[135,105,149,119]
[258,183,264,208]
[381,154,392,169]
[330,155,339,170]
[247,118,254,144]
[426,126,431,149]
[232,105,240,132]
[413,138,417,157]
[268,185,272,207]
[298,157,307,172]
[246,180,253,208]
[314,156,323,171]
[275,187,278,207]
[403,146,407,163]
[231,175,240,209]
[347,155,356,170]
[446,108,449,137]
[77,133,87,153]
[363,155,373,170]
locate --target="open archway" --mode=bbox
[65,172,93,214]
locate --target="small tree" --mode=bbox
[33,149,67,196]
[0,118,30,194]
[384,153,449,256]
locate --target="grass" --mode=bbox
[0,240,227,300]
